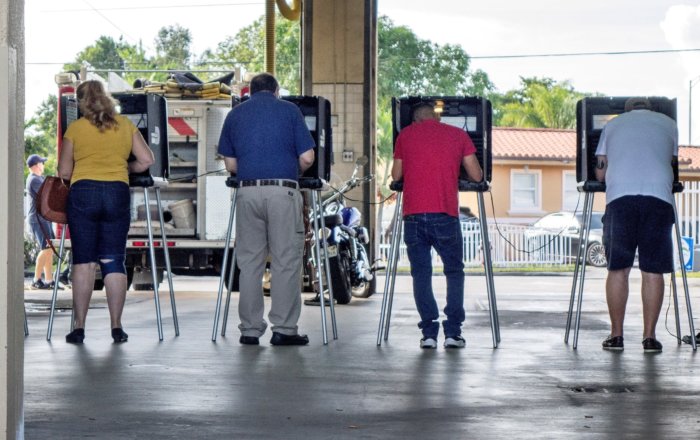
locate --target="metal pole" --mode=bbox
[221,247,237,337]
[690,79,693,146]
[47,226,67,341]
[565,192,591,343]
[672,198,697,350]
[477,192,500,347]
[316,190,338,339]
[144,189,164,341]
[383,198,404,342]
[155,187,179,336]
[212,189,237,342]
[573,193,595,349]
[310,190,329,344]
[670,270,682,345]
[376,192,402,345]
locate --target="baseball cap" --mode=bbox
[26,154,48,168]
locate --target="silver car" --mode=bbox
[526,211,607,267]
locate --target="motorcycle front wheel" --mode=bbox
[328,254,352,304]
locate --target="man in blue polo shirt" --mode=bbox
[218,73,315,346]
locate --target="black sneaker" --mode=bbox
[47,281,65,291]
[30,279,50,290]
[602,335,624,351]
[642,338,663,353]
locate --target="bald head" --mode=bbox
[412,103,438,123]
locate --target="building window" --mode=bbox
[510,169,541,212]
[562,171,579,211]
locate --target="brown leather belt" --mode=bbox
[239,179,298,189]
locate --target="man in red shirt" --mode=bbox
[392,102,482,349]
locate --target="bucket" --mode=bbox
[137,204,173,223]
[168,199,195,229]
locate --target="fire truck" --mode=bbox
[55,72,330,291]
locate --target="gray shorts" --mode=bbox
[29,218,55,250]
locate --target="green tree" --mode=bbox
[496,77,585,129]
[24,95,58,179]
[153,24,193,72]
[376,16,494,195]
[204,14,300,93]
[63,36,151,86]
[378,16,493,100]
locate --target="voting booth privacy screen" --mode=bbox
[576,96,678,193]
[283,96,332,183]
[233,95,332,184]
[60,93,170,180]
[392,96,492,192]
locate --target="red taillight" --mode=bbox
[131,241,176,247]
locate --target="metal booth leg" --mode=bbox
[143,188,164,341]
[670,269,682,345]
[672,199,697,351]
[155,187,179,336]
[572,193,595,349]
[312,190,338,341]
[477,192,500,347]
[24,307,29,336]
[47,225,68,341]
[310,190,330,344]
[565,192,592,344]
[212,188,237,341]
[377,192,403,345]
[220,246,238,337]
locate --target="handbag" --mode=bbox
[36,176,70,224]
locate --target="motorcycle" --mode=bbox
[305,156,376,305]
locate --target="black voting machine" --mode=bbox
[211,95,339,345]
[48,93,179,342]
[376,96,501,348]
[565,96,696,350]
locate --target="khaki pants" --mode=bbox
[235,185,305,337]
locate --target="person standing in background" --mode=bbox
[25,154,57,290]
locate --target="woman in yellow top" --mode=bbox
[59,80,154,344]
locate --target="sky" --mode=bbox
[24,0,700,144]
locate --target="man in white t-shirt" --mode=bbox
[594,97,678,353]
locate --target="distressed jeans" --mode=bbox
[403,213,465,339]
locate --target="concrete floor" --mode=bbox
[23,269,700,439]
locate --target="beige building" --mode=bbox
[459,127,700,225]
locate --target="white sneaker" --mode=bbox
[444,336,466,348]
[420,337,438,349]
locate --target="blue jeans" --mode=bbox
[403,213,465,339]
[67,180,130,275]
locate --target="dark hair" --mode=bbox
[411,102,436,122]
[76,80,119,132]
[250,73,279,94]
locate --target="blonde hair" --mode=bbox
[76,80,119,132]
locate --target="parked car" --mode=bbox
[526,211,607,267]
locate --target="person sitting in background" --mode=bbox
[59,80,154,344]
[25,154,59,290]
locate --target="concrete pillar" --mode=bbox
[307,0,377,282]
[0,0,25,438]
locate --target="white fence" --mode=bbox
[378,180,700,270]
[379,222,576,269]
